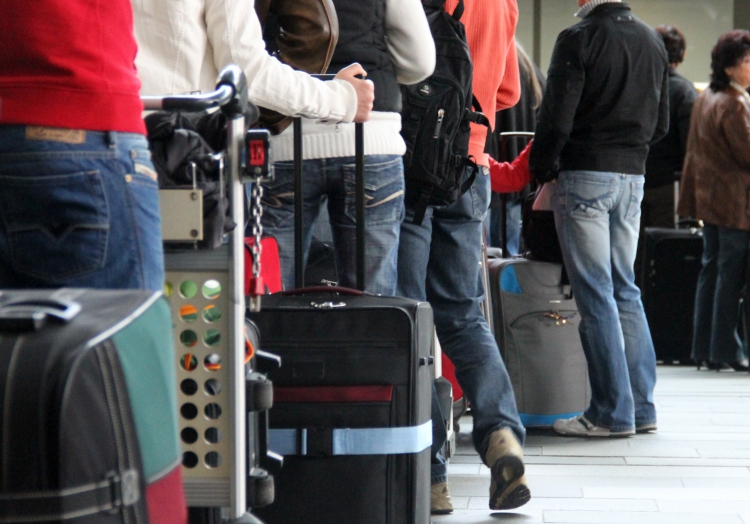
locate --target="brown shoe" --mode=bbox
[485,428,531,510]
[430,482,454,515]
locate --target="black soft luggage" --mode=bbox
[248,118,434,524]
[641,226,703,363]
[488,256,591,427]
[0,288,185,524]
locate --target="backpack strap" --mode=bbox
[412,192,432,226]
[451,0,464,20]
[468,95,491,128]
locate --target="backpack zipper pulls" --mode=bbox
[433,109,445,139]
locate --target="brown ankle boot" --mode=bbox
[430,482,454,515]
[484,428,531,510]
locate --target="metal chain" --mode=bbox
[247,181,264,312]
[251,182,264,279]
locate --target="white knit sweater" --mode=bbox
[134,0,356,123]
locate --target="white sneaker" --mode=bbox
[552,415,634,438]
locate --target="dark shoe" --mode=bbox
[485,428,531,510]
[708,361,749,372]
[694,359,710,370]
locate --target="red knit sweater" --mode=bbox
[445,0,521,167]
[0,1,146,134]
[489,141,532,193]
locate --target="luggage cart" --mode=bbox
[142,65,272,523]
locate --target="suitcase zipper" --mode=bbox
[98,343,145,524]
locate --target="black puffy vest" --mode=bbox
[326,0,401,113]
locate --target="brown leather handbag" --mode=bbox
[254,0,339,134]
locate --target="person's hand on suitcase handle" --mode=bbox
[334,63,374,123]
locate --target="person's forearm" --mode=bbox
[490,142,532,193]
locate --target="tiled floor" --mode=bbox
[434,365,750,524]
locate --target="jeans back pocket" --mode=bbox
[0,170,110,282]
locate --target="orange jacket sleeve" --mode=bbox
[489,141,532,193]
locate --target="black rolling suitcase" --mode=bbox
[641,226,703,363]
[248,118,434,524]
[0,288,185,524]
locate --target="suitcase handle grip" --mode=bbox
[280,286,364,297]
[0,298,82,332]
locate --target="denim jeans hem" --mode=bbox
[431,473,448,485]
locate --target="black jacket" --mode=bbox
[529,3,669,182]
[326,0,401,113]
[645,68,698,189]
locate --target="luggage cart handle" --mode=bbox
[141,84,235,111]
[141,65,248,116]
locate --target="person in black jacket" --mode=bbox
[645,25,698,224]
[634,25,699,284]
[529,0,669,438]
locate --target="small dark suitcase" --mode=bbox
[249,118,434,524]
[0,288,185,524]
[488,257,591,427]
[641,226,703,363]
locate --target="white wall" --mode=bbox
[515,0,734,84]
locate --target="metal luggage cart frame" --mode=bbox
[142,65,262,523]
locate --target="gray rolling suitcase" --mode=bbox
[488,256,591,427]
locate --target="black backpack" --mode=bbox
[400,0,490,224]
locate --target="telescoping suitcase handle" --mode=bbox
[293,74,366,291]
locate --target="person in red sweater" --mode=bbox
[397,0,531,514]
[0,0,164,292]
[0,4,187,524]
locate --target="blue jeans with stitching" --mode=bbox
[552,170,657,432]
[398,167,525,483]
[260,155,404,295]
[0,125,164,291]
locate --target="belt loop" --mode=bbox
[107,131,117,149]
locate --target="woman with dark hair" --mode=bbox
[678,30,750,372]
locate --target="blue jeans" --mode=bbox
[552,171,656,432]
[488,197,521,255]
[260,155,404,295]
[398,167,525,482]
[692,222,750,363]
[0,126,164,291]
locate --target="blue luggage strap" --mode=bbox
[269,420,432,456]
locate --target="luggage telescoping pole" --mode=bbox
[294,74,367,291]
